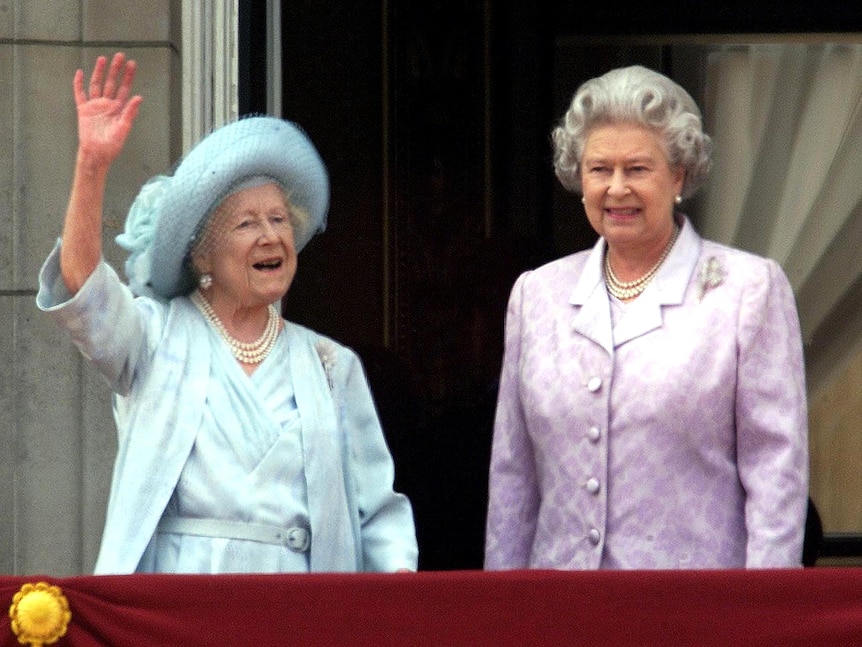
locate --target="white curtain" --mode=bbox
[695,43,862,394]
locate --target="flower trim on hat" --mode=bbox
[115,174,172,299]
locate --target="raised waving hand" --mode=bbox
[74,52,142,169]
[61,52,142,294]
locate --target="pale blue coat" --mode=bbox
[37,242,418,574]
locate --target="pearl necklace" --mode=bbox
[604,225,680,300]
[190,290,281,364]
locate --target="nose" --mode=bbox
[258,220,280,242]
[607,169,629,197]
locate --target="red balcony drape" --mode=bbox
[2,568,861,646]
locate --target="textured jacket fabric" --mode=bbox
[37,242,418,574]
[485,216,808,570]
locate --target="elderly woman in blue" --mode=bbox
[37,52,418,574]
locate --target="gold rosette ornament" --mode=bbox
[8,582,71,646]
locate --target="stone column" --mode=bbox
[1,0,179,575]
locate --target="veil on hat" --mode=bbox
[116,116,329,300]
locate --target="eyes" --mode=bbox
[585,163,651,175]
[233,211,293,234]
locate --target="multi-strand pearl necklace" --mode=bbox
[604,225,680,300]
[190,290,281,364]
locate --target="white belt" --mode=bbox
[158,517,311,553]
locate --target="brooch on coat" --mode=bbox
[698,256,725,302]
[315,340,336,392]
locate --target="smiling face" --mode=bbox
[191,182,297,312]
[580,122,684,261]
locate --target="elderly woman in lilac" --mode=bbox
[484,65,808,570]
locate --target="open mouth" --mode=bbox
[253,259,283,271]
[605,207,639,216]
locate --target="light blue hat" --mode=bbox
[116,116,329,300]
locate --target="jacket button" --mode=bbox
[587,377,602,392]
[585,477,601,494]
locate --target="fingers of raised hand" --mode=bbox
[101,52,126,98]
[85,52,135,101]
[115,59,138,105]
[87,55,109,99]
[73,68,87,106]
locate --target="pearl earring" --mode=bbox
[581,196,586,204]
[674,195,682,205]
[199,273,213,290]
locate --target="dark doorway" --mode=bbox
[261,0,564,571]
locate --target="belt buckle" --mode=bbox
[279,527,311,553]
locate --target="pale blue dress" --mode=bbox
[37,240,418,574]
[154,333,311,573]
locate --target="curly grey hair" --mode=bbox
[552,65,712,200]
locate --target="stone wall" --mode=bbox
[1,0,177,575]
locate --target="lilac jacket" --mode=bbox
[485,216,809,570]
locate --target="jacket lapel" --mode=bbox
[569,240,614,355]
[288,324,357,572]
[569,217,702,350]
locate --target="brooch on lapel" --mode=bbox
[315,340,336,391]
[698,256,725,302]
